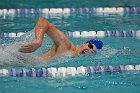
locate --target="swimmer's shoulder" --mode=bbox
[69,46,80,57]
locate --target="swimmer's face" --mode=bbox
[81,42,97,54]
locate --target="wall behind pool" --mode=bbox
[0,0,140,9]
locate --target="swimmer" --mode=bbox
[19,17,103,61]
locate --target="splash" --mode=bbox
[0,29,127,67]
[0,29,53,67]
[94,45,119,59]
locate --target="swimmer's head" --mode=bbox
[86,39,103,49]
[79,39,103,54]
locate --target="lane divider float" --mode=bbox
[0,7,140,16]
[0,65,140,78]
[1,30,139,38]
[66,30,140,38]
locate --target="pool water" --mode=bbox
[1,0,140,8]
[0,9,140,93]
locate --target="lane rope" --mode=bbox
[0,65,140,78]
[0,7,140,16]
[0,30,140,38]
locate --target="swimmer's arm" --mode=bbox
[19,17,48,53]
[39,17,72,47]
[40,44,57,61]
[19,17,72,53]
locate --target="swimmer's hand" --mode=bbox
[18,41,41,53]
